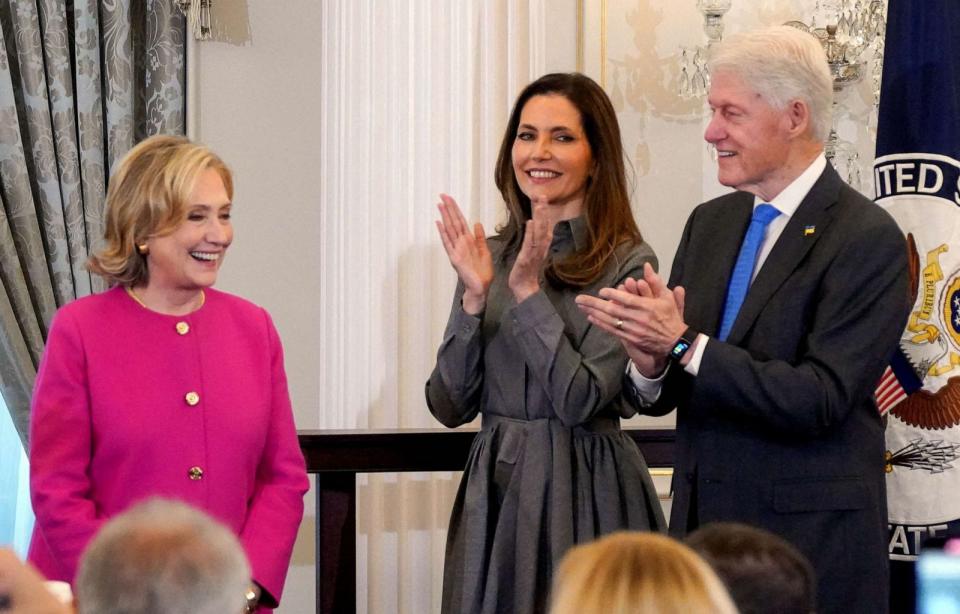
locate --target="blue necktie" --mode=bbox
[717,204,780,342]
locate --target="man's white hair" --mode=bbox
[76,498,250,614]
[708,25,834,142]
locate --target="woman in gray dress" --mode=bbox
[427,72,665,614]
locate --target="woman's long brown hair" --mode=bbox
[494,73,643,288]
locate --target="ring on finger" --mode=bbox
[615,319,624,330]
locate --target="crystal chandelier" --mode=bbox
[174,0,212,41]
[785,0,888,191]
[678,0,733,100]
[785,0,887,102]
[697,0,733,43]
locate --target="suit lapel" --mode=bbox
[690,194,754,336]
[725,165,842,345]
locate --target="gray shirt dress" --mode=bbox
[426,216,666,614]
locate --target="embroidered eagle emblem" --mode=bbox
[891,234,960,430]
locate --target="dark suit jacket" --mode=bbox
[634,165,910,614]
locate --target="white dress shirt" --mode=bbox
[627,153,828,404]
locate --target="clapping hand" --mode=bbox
[575,263,687,377]
[436,194,494,315]
[508,197,553,303]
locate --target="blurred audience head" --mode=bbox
[686,522,815,614]
[550,531,738,614]
[76,498,250,614]
[88,134,233,287]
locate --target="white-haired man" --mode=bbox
[76,499,254,614]
[577,26,909,613]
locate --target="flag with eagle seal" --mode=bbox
[873,0,960,609]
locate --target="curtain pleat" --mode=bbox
[319,2,544,610]
[74,0,107,284]
[0,0,185,448]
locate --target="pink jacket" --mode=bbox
[28,286,309,608]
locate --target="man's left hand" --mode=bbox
[576,262,687,357]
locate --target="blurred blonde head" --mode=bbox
[87,135,233,287]
[550,532,739,614]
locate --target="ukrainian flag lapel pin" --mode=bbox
[803,225,816,236]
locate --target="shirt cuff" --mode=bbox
[683,334,709,376]
[449,300,482,338]
[626,360,667,406]
[509,288,552,330]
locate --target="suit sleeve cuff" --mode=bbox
[682,334,709,376]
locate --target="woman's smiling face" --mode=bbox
[511,94,594,219]
[144,168,233,294]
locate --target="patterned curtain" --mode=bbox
[0,0,186,449]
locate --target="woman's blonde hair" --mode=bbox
[87,135,233,287]
[550,532,739,614]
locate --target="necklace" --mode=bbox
[125,286,206,312]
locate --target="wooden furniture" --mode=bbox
[298,428,675,613]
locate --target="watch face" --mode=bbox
[671,339,691,358]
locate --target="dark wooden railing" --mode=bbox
[298,428,675,614]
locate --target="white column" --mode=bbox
[318,2,546,611]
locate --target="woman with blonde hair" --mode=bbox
[28,135,308,612]
[550,532,739,614]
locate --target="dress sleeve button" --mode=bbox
[176,321,190,335]
[185,391,200,406]
[188,466,204,480]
